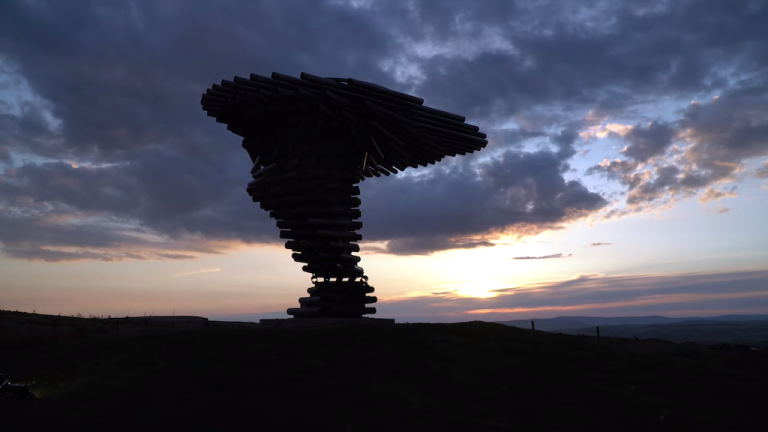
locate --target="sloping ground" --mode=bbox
[0,313,766,431]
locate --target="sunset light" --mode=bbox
[2,1,768,429]
[0,0,766,323]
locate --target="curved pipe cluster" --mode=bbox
[201,72,486,318]
[249,157,375,317]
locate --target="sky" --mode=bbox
[1,0,768,322]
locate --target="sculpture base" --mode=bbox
[259,317,395,328]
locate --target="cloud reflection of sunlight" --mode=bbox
[454,281,510,298]
[173,268,221,277]
[428,280,513,298]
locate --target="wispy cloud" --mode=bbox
[466,291,768,315]
[590,242,612,247]
[512,253,572,260]
[699,187,738,203]
[376,269,768,321]
[173,268,221,277]
[156,252,197,260]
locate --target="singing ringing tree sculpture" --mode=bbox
[201,72,487,319]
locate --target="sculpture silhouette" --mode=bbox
[201,72,486,318]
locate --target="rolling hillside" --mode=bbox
[1,310,766,431]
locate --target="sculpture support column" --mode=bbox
[248,157,376,318]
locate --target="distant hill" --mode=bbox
[210,311,289,322]
[560,320,768,347]
[497,315,768,346]
[497,314,768,331]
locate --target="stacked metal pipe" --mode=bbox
[201,72,486,318]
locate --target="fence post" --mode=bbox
[531,320,535,331]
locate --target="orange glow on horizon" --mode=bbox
[465,291,768,315]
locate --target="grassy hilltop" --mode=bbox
[1,310,766,431]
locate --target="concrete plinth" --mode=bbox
[259,317,395,328]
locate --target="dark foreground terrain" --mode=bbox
[1,311,766,431]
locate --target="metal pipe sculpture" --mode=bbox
[201,72,487,319]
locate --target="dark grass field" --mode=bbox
[1,311,767,431]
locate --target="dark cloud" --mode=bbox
[155,253,197,260]
[360,150,607,254]
[619,121,676,162]
[585,158,639,180]
[489,128,547,150]
[625,165,682,205]
[1,0,767,260]
[0,205,221,261]
[680,86,768,183]
[384,237,495,256]
[551,128,579,161]
[3,247,129,263]
[0,155,276,239]
[0,0,397,160]
[409,1,768,120]
[0,145,607,258]
[1,246,195,262]
[756,162,768,178]
[590,242,611,247]
[596,85,768,208]
[512,253,571,260]
[0,100,61,160]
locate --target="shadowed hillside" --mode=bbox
[1,310,766,431]
[498,315,768,347]
[498,315,768,332]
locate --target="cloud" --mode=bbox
[699,187,738,203]
[377,269,768,321]
[511,253,572,260]
[586,158,640,180]
[490,128,547,150]
[383,237,495,256]
[600,86,768,208]
[408,1,768,122]
[590,242,612,247]
[625,165,684,205]
[551,128,579,161]
[1,0,767,259]
[2,247,139,263]
[679,88,768,181]
[173,268,221,277]
[755,162,768,178]
[361,150,607,254]
[0,201,221,262]
[619,121,677,163]
[156,253,197,260]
